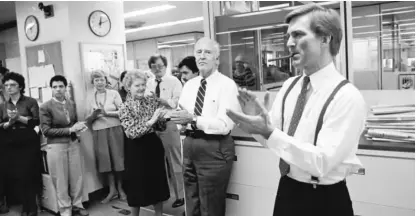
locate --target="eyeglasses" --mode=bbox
[151,64,166,70]
[4,83,18,88]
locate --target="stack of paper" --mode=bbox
[365,104,415,144]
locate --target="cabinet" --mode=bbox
[352,201,414,216]
[226,183,277,216]
[230,145,280,188]
[347,155,415,210]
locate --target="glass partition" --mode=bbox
[215,1,341,91]
[351,1,415,90]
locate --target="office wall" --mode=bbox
[0,27,20,67]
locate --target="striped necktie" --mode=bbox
[279,76,310,176]
[194,78,207,116]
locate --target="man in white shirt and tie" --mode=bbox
[226,4,367,216]
[146,54,185,208]
[170,37,240,216]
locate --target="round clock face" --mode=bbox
[88,10,111,37]
[25,15,39,41]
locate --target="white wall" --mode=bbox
[15,1,126,198]
[15,1,126,116]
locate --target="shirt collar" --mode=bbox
[202,69,219,84]
[304,62,337,92]
[8,94,24,104]
[52,97,66,105]
[94,88,107,94]
[155,74,167,82]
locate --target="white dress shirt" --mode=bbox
[179,70,241,135]
[146,74,183,112]
[260,62,367,185]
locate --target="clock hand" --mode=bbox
[99,17,102,26]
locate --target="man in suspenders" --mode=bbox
[226,4,367,216]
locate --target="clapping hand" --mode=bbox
[148,91,170,108]
[97,102,106,117]
[7,108,19,122]
[147,108,167,127]
[170,104,193,125]
[92,108,104,119]
[70,122,88,133]
[226,88,274,138]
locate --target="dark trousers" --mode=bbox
[182,134,235,216]
[273,175,354,216]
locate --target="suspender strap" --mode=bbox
[281,75,302,129]
[311,79,349,183]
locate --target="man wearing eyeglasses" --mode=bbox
[146,54,185,208]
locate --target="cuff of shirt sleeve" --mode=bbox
[195,116,206,131]
[266,129,291,151]
[167,100,176,109]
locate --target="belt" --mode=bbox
[284,175,346,189]
[9,125,29,130]
[185,130,230,139]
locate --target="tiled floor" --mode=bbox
[5,196,184,216]
[4,187,184,216]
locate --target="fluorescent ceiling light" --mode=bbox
[353,25,375,29]
[263,35,284,40]
[124,4,176,19]
[220,42,254,47]
[241,37,254,40]
[365,9,415,18]
[400,23,415,27]
[231,2,338,18]
[282,1,338,11]
[232,8,283,18]
[382,18,415,24]
[125,17,203,34]
[382,6,414,12]
[158,38,194,45]
[216,23,288,35]
[259,3,290,11]
[269,32,284,36]
[158,43,195,49]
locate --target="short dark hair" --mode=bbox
[120,71,127,82]
[3,72,25,94]
[49,75,68,87]
[0,66,9,76]
[178,56,199,73]
[285,3,342,57]
[148,54,168,69]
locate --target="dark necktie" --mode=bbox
[194,79,207,116]
[279,76,310,176]
[155,79,161,98]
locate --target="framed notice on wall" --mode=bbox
[79,43,125,93]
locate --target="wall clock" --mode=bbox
[88,10,111,37]
[24,15,39,41]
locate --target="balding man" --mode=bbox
[170,37,241,216]
[233,54,256,90]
